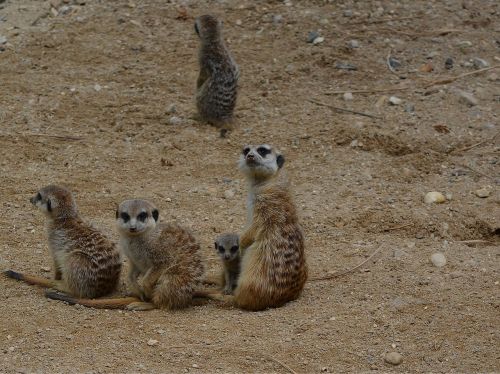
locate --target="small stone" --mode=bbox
[166,104,176,114]
[404,104,415,113]
[147,339,158,346]
[430,252,446,267]
[192,364,199,368]
[235,19,242,26]
[456,40,472,48]
[223,190,235,199]
[385,352,403,365]
[343,9,353,17]
[424,191,446,204]
[456,90,478,106]
[343,92,353,101]
[388,57,401,69]
[427,51,440,58]
[0,36,7,45]
[329,316,336,321]
[445,57,454,70]
[419,61,434,73]
[474,187,491,198]
[93,84,101,91]
[335,62,357,71]
[312,36,324,45]
[306,31,319,43]
[272,14,283,24]
[375,96,387,108]
[472,58,489,69]
[167,116,182,126]
[389,96,402,105]
[40,266,51,272]
[348,39,360,48]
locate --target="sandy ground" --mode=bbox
[0,0,499,372]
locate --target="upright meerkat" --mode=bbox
[4,185,121,298]
[214,233,240,294]
[197,145,308,310]
[47,199,205,310]
[194,14,239,127]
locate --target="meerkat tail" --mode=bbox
[193,288,234,303]
[4,270,56,288]
[44,290,141,309]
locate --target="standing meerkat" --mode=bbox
[46,199,205,311]
[194,14,239,127]
[214,233,240,294]
[4,185,121,298]
[197,145,308,310]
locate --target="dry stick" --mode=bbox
[459,164,496,181]
[309,246,384,282]
[451,131,500,154]
[0,133,83,141]
[425,65,500,88]
[308,99,382,120]
[264,354,298,374]
[382,222,414,232]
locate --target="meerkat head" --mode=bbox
[238,144,285,181]
[214,233,239,262]
[116,199,159,237]
[194,14,222,41]
[30,185,78,220]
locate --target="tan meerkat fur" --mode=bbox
[4,185,121,298]
[214,233,241,295]
[194,14,239,127]
[196,145,308,310]
[47,199,205,310]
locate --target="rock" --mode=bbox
[404,104,415,113]
[343,9,353,17]
[348,39,360,48]
[235,19,242,26]
[272,14,283,24]
[427,51,440,58]
[456,90,478,106]
[223,189,235,199]
[456,40,472,48]
[388,57,401,69]
[192,364,199,368]
[312,36,324,45]
[93,84,101,92]
[0,36,7,45]
[475,187,491,198]
[167,116,182,126]
[335,62,357,71]
[419,61,434,73]
[40,266,51,272]
[343,92,353,101]
[306,31,319,43]
[389,96,402,105]
[147,339,158,346]
[472,58,489,69]
[430,252,446,267]
[385,352,403,365]
[424,191,446,204]
[445,57,454,70]
[166,104,176,114]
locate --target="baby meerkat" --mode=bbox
[47,199,205,310]
[198,145,308,310]
[214,233,240,294]
[194,14,239,127]
[4,185,121,298]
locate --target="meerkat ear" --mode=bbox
[47,199,52,212]
[276,154,285,169]
[152,209,159,222]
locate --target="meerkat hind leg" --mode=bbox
[126,301,155,311]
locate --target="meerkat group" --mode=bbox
[4,15,308,312]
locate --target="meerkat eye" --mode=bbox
[46,199,52,212]
[36,193,42,201]
[242,147,250,156]
[230,245,239,253]
[137,212,148,222]
[194,22,200,35]
[218,245,225,253]
[120,212,130,222]
[257,146,271,157]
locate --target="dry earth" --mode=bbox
[0,0,499,372]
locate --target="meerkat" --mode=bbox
[194,14,239,127]
[214,233,240,294]
[196,145,308,310]
[4,185,121,299]
[46,199,205,311]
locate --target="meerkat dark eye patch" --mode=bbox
[257,147,271,157]
[46,199,52,212]
[277,154,285,169]
[152,209,159,222]
[36,193,42,201]
[242,147,250,156]
[137,212,148,222]
[120,212,130,222]
[230,245,239,253]
[218,245,225,253]
[214,242,218,250]
[194,22,200,35]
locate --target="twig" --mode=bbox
[459,164,496,181]
[326,86,411,95]
[451,131,500,154]
[382,222,414,232]
[264,354,298,374]
[0,132,83,141]
[456,240,495,245]
[425,65,500,88]
[308,99,382,120]
[309,246,384,282]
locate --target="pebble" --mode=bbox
[166,104,177,114]
[343,92,353,101]
[272,14,283,24]
[419,61,434,73]
[306,31,319,43]
[40,266,51,272]
[235,19,242,26]
[93,84,102,91]
[385,352,403,365]
[474,187,491,198]
[445,57,454,70]
[147,339,158,346]
[223,189,235,199]
[192,364,199,368]
[335,62,357,70]
[389,96,402,105]
[0,36,6,45]
[424,191,446,204]
[388,57,401,69]
[348,39,360,48]
[404,104,415,113]
[430,252,446,267]
[427,51,440,58]
[456,40,472,48]
[343,9,353,17]
[472,58,489,69]
[312,36,324,45]
[167,116,182,126]
[456,90,478,106]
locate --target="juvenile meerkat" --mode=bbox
[194,14,239,127]
[214,233,240,295]
[197,145,308,310]
[4,185,121,298]
[47,199,205,311]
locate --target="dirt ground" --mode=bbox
[0,0,499,372]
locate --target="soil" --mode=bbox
[0,0,499,372]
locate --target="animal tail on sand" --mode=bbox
[4,270,57,288]
[44,291,141,310]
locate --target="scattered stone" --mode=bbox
[451,169,467,176]
[147,339,158,346]
[235,19,242,26]
[335,62,357,71]
[375,95,387,108]
[404,104,415,113]
[445,57,454,70]
[343,92,353,101]
[312,36,324,45]
[167,116,182,126]
[348,39,359,48]
[475,187,491,198]
[389,96,402,105]
[472,58,489,69]
[0,36,6,45]
[93,84,101,92]
[272,14,283,24]
[445,193,453,201]
[192,364,199,368]
[419,61,434,73]
[424,191,446,204]
[223,189,235,199]
[388,57,401,69]
[166,104,176,114]
[40,266,51,272]
[456,40,472,48]
[430,252,446,267]
[427,51,440,58]
[456,90,478,106]
[343,9,353,17]
[385,352,403,365]
[306,31,319,43]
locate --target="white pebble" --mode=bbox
[474,187,491,198]
[424,192,446,204]
[147,339,158,346]
[389,96,402,105]
[385,352,403,365]
[312,36,324,45]
[166,104,177,114]
[224,190,235,199]
[456,90,478,106]
[431,252,446,267]
[343,92,354,101]
[167,116,182,126]
[93,84,102,91]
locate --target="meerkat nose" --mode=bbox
[246,154,255,160]
[224,254,231,260]
[129,227,137,232]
